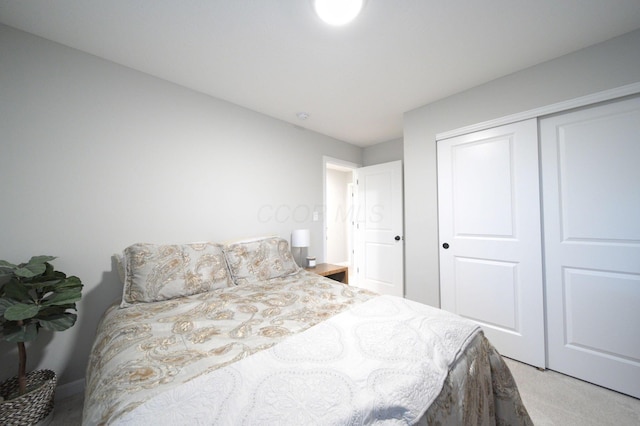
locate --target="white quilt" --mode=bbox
[116,295,480,425]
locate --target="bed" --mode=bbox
[83,237,532,425]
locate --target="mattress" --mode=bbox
[83,270,531,425]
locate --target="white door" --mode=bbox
[437,119,546,367]
[540,96,640,398]
[354,160,404,297]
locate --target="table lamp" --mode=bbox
[291,229,310,267]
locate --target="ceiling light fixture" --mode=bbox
[313,0,364,26]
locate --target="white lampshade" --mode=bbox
[313,0,364,26]
[291,229,311,247]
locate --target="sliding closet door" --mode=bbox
[438,119,545,367]
[541,96,640,398]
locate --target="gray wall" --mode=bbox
[362,137,403,166]
[0,24,362,387]
[403,29,640,307]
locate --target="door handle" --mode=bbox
[394,235,401,241]
[442,242,450,249]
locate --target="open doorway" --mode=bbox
[323,157,358,282]
[323,158,404,295]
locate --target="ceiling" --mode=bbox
[1,1,640,147]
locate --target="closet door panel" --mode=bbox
[541,95,640,398]
[438,119,545,367]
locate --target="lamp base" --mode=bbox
[293,247,308,267]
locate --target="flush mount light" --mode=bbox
[313,0,364,26]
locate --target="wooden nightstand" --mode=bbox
[305,263,349,284]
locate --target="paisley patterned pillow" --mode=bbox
[121,242,232,307]
[224,237,300,285]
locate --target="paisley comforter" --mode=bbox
[83,271,531,425]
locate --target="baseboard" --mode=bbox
[55,377,84,402]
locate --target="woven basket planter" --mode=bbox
[0,369,57,426]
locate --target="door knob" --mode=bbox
[442,243,450,249]
[394,235,401,241]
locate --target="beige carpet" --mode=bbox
[49,358,640,425]
[504,358,640,425]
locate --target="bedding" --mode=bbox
[83,238,532,425]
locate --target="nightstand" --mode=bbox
[305,263,349,284]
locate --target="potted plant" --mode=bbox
[0,256,83,425]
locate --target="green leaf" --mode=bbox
[29,255,57,264]
[13,265,44,278]
[38,313,77,331]
[40,304,77,315]
[47,276,83,291]
[62,276,82,286]
[3,281,32,302]
[41,289,82,307]
[12,256,56,278]
[36,306,65,317]
[21,279,62,290]
[3,322,38,342]
[29,271,65,284]
[0,298,16,317]
[0,298,16,308]
[4,303,40,321]
[0,260,17,269]
[0,274,12,287]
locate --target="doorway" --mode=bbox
[323,157,405,296]
[323,158,357,279]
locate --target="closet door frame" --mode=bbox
[436,82,640,396]
[436,83,640,142]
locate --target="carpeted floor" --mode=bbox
[50,391,82,426]
[50,358,640,425]
[503,358,640,425]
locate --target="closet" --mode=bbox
[437,93,640,398]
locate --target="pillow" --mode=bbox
[113,253,125,283]
[223,237,299,285]
[120,242,232,307]
[221,235,278,245]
